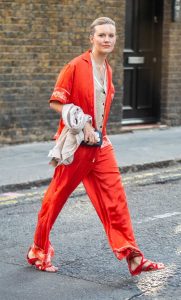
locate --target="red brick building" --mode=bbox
[0,0,181,143]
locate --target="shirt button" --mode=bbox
[92,158,95,163]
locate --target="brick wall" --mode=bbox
[161,0,181,126]
[0,0,125,144]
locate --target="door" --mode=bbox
[123,0,163,124]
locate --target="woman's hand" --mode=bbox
[83,122,98,145]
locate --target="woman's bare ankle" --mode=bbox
[28,249,36,259]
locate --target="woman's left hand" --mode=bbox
[83,122,99,145]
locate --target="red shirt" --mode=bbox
[49,49,115,139]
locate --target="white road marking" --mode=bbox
[176,247,181,255]
[174,224,181,234]
[137,212,181,224]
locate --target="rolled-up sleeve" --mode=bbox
[49,63,75,104]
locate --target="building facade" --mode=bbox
[0,0,181,143]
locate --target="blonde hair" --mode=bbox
[90,17,116,35]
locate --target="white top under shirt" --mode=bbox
[91,57,107,132]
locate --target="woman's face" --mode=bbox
[90,24,116,55]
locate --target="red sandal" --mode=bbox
[127,255,165,276]
[26,243,58,273]
[27,247,39,266]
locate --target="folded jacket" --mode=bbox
[48,104,92,166]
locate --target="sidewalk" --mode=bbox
[0,126,181,192]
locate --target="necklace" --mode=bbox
[96,64,106,85]
[91,53,106,86]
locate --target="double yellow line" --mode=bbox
[122,166,181,185]
[0,194,20,206]
[0,191,43,207]
[0,166,181,206]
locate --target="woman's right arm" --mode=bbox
[49,64,97,144]
[50,101,64,115]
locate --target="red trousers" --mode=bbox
[34,143,141,260]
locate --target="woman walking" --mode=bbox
[27,17,165,275]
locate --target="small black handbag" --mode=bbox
[81,130,102,147]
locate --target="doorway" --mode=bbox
[123,0,163,124]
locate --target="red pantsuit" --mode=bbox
[33,50,142,262]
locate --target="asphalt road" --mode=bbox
[0,165,181,300]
